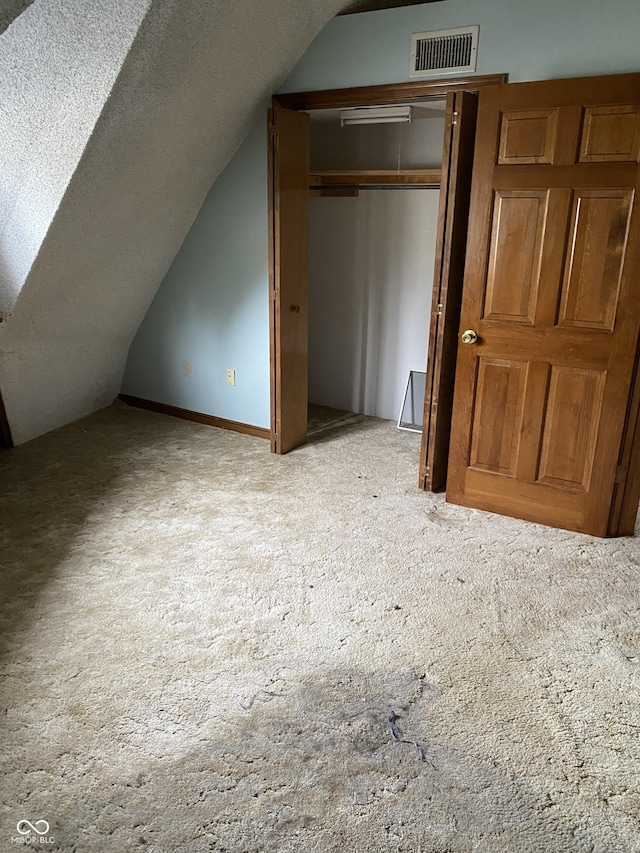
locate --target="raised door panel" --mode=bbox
[537,366,606,489]
[558,189,633,330]
[484,190,548,323]
[498,108,559,164]
[469,358,527,476]
[579,105,640,163]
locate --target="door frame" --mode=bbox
[269,74,507,459]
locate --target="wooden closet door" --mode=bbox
[268,104,310,454]
[420,89,478,491]
[447,73,640,536]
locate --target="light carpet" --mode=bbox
[1,401,639,852]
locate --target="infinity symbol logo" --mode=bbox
[16,820,50,835]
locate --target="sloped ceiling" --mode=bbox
[0,0,375,444]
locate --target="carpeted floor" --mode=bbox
[1,401,639,852]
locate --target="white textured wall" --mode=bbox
[0,0,152,442]
[0,0,349,443]
[0,0,151,317]
[0,1,34,35]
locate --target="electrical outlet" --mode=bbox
[226,368,236,387]
[183,360,192,377]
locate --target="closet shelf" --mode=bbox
[310,169,441,187]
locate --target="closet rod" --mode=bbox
[310,183,440,191]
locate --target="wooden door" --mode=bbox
[447,73,640,536]
[268,103,310,454]
[419,89,478,491]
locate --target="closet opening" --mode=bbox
[306,101,445,456]
[268,75,506,489]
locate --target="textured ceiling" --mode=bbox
[0,0,350,443]
[0,0,34,35]
[0,0,448,444]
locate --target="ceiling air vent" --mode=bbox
[410,26,479,78]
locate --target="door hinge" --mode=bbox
[615,464,628,484]
[448,110,459,127]
[436,303,444,315]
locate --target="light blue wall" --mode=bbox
[122,0,640,429]
[282,0,640,92]
[122,119,270,427]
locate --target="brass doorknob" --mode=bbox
[461,329,478,344]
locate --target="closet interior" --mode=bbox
[307,101,447,429]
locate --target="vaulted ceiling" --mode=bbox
[0,0,384,443]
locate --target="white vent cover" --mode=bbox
[410,26,479,78]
